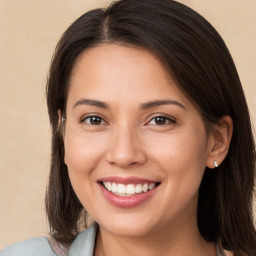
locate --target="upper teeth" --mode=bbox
[103,182,156,196]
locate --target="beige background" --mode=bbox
[0,0,255,248]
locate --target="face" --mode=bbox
[64,44,213,237]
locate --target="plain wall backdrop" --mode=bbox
[0,0,255,248]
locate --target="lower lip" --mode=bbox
[99,184,158,208]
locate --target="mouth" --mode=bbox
[100,181,160,196]
[97,176,161,208]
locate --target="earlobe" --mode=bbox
[206,115,233,169]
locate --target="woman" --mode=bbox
[1,0,255,255]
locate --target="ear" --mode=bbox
[206,115,233,169]
[58,109,62,128]
[57,109,66,131]
[57,109,67,164]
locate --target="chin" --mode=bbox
[94,212,160,237]
[102,222,154,237]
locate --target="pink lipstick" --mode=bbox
[98,176,160,208]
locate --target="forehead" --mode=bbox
[68,44,186,101]
[71,44,172,86]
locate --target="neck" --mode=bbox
[94,218,216,256]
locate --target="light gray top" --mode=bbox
[0,223,97,256]
[1,223,226,256]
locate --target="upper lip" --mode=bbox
[97,176,160,185]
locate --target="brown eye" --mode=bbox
[83,116,105,125]
[148,116,175,126]
[155,117,167,125]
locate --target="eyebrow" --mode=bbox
[73,99,109,109]
[140,100,185,110]
[72,98,185,110]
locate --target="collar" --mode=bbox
[68,222,98,256]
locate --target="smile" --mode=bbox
[102,182,156,196]
[98,176,161,208]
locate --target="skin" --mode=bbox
[62,44,233,256]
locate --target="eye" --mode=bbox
[147,116,175,126]
[82,116,106,125]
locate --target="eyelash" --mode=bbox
[81,114,176,126]
[146,115,176,126]
[81,115,107,126]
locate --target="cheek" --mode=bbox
[63,131,105,197]
[148,130,208,221]
[64,129,105,172]
[63,132,105,213]
[146,125,208,195]
[146,127,208,170]
[171,134,207,175]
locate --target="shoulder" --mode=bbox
[0,223,98,256]
[0,237,57,256]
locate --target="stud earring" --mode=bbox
[213,160,218,168]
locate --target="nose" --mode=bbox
[106,125,147,168]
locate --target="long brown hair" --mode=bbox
[45,0,256,254]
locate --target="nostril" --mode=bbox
[130,162,139,166]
